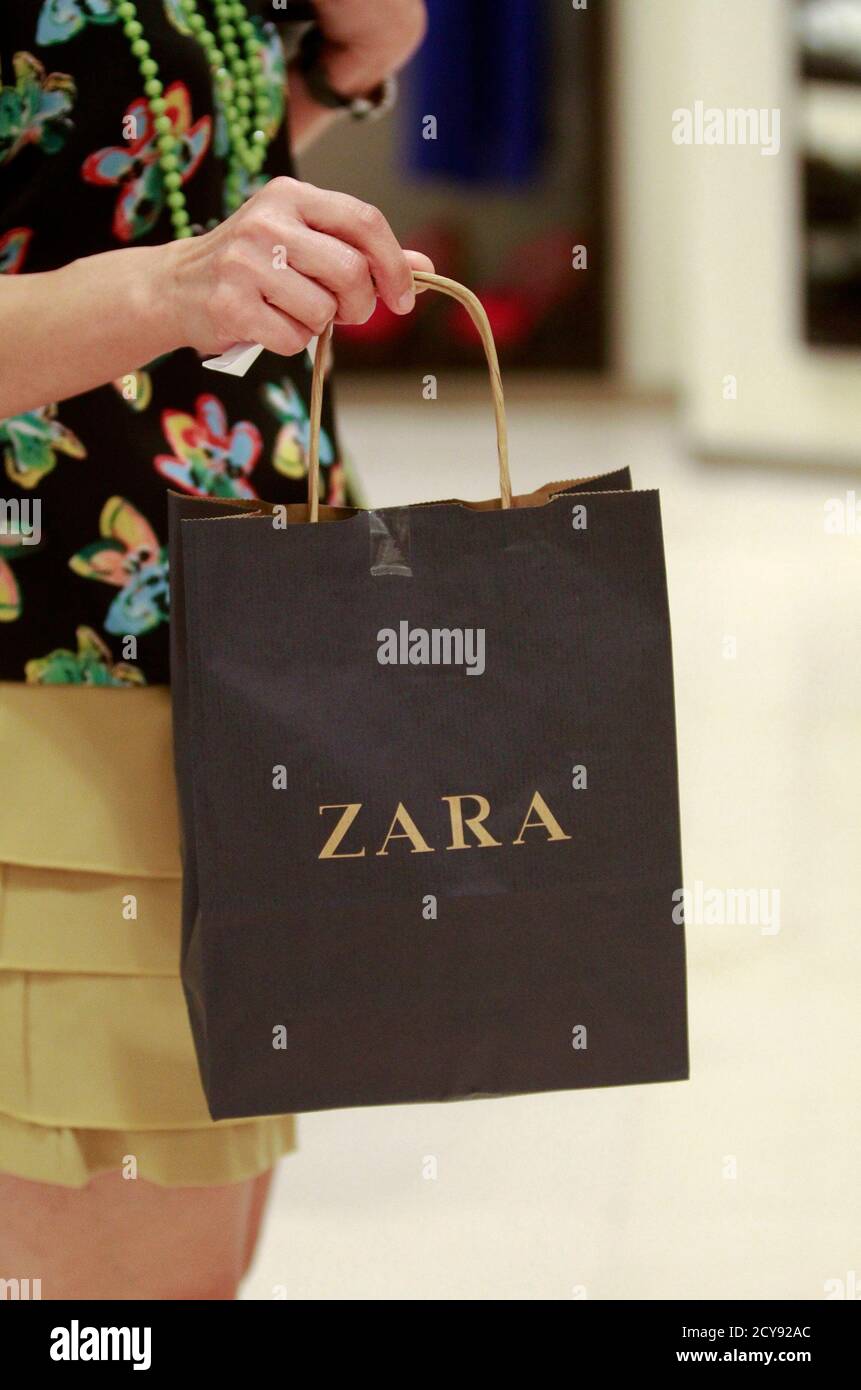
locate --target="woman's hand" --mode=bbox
[165,175,434,358]
[0,179,432,418]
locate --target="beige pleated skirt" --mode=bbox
[0,681,295,1187]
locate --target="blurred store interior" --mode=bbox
[247,0,860,1300]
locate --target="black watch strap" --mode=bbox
[296,24,397,121]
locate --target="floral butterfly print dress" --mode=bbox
[81,80,211,241]
[0,2,348,686]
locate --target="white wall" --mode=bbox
[609,0,685,387]
[612,0,861,464]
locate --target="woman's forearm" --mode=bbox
[0,243,182,418]
[0,178,430,423]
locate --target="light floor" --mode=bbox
[243,377,860,1300]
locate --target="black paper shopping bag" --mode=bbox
[169,271,688,1120]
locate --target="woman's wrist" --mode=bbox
[285,42,400,151]
[315,41,396,99]
[286,2,426,149]
[126,241,191,361]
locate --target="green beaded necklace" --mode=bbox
[116,0,273,238]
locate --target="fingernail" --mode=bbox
[397,290,415,313]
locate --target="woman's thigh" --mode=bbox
[0,1168,273,1300]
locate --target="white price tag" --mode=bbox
[202,341,265,377]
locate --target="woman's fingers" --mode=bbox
[262,238,436,328]
[181,178,437,356]
[256,245,439,345]
[404,250,435,271]
[276,224,377,325]
[252,296,319,358]
[257,263,340,336]
[283,179,417,315]
[403,249,436,280]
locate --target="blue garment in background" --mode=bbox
[405,0,547,185]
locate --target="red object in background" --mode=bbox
[462,291,535,347]
[336,221,468,349]
[447,229,585,352]
[336,297,407,348]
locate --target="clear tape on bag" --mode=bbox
[368,509,412,577]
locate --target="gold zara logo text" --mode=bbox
[318,791,571,859]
